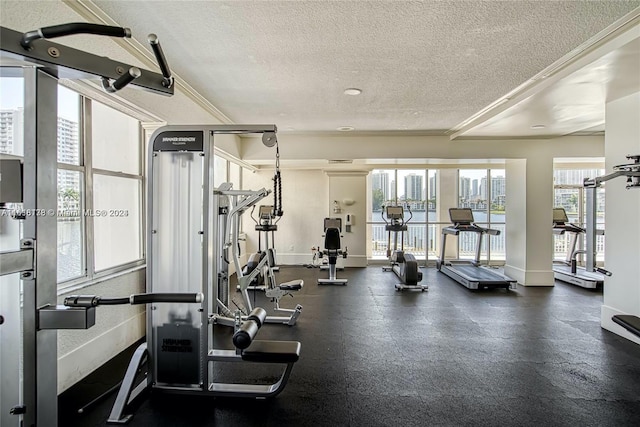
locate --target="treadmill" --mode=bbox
[552,207,607,289]
[437,208,516,290]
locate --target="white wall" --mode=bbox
[242,169,328,265]
[242,134,604,163]
[601,91,640,344]
[326,171,368,267]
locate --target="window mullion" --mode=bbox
[83,97,95,279]
[139,122,145,263]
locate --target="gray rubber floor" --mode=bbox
[59,265,640,426]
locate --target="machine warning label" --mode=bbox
[153,130,204,152]
[161,338,193,353]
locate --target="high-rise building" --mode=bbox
[57,117,80,205]
[472,179,479,198]
[0,108,24,155]
[390,179,396,201]
[404,173,423,201]
[372,171,389,201]
[491,176,506,202]
[460,177,471,201]
[429,175,437,200]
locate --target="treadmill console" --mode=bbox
[449,208,474,225]
[552,208,569,225]
[552,207,584,234]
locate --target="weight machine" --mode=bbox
[215,184,303,326]
[0,22,174,427]
[577,155,640,279]
[104,125,302,423]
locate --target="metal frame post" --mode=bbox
[22,67,59,427]
[585,186,598,272]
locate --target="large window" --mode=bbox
[57,86,84,282]
[53,87,144,285]
[553,168,605,263]
[458,169,506,261]
[370,168,438,262]
[369,167,506,264]
[91,102,143,272]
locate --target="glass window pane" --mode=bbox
[93,175,141,271]
[0,76,24,156]
[92,101,140,174]
[427,170,439,260]
[57,85,80,165]
[213,155,227,187]
[58,169,84,282]
[370,169,395,258]
[489,169,506,261]
[459,169,488,259]
[459,169,488,212]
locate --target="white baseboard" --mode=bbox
[57,312,145,394]
[601,305,640,345]
[504,265,554,286]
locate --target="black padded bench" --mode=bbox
[612,315,640,338]
[279,279,303,291]
[242,340,301,363]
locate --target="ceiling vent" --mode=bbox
[328,159,353,164]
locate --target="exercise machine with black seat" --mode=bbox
[437,208,516,290]
[103,125,302,424]
[552,207,608,288]
[0,22,175,427]
[381,205,427,291]
[318,217,348,285]
[216,183,303,326]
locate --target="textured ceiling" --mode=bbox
[90,0,639,134]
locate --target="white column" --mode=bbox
[325,171,369,267]
[601,91,640,344]
[437,169,459,258]
[504,157,555,286]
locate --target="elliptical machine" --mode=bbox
[242,205,280,289]
[381,205,427,291]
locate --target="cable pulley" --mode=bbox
[273,142,283,218]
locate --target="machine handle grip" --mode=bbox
[148,34,173,87]
[21,23,131,49]
[595,267,612,277]
[130,293,203,305]
[63,292,203,307]
[102,67,141,92]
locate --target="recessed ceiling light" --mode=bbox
[531,124,546,129]
[337,126,354,132]
[344,88,362,96]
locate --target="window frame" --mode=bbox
[57,94,146,290]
